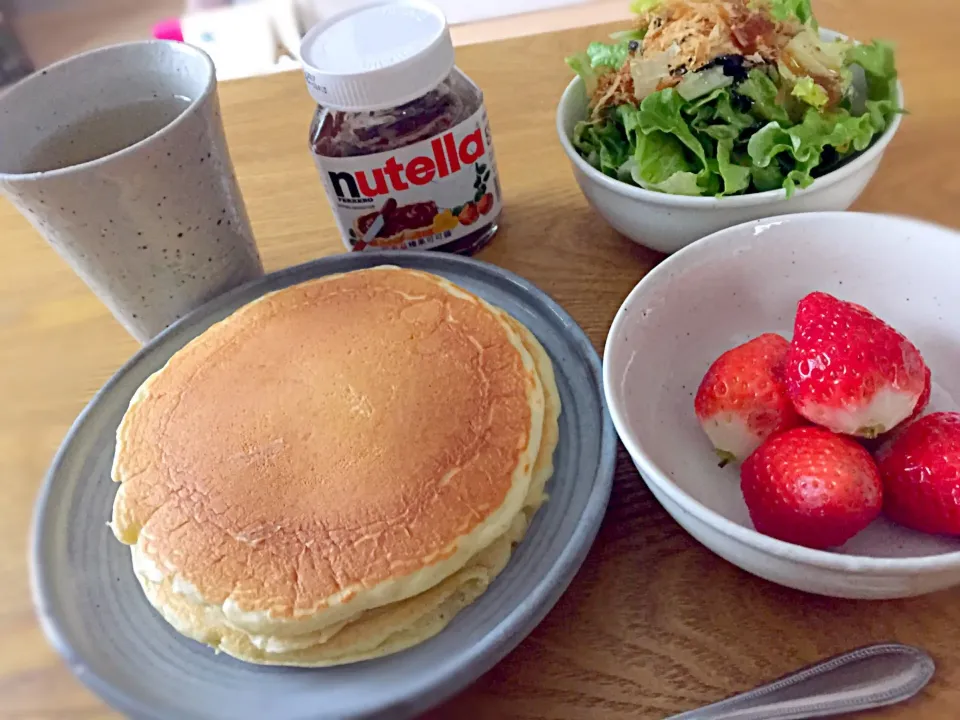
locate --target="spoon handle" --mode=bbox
[667,643,934,720]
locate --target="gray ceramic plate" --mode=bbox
[31,251,616,720]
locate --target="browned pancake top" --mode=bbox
[112,268,536,619]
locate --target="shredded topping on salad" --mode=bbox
[639,0,797,82]
[591,0,811,115]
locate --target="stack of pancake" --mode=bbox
[110,266,560,666]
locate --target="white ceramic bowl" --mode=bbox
[556,41,904,254]
[603,212,960,599]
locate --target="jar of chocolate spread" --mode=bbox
[300,0,502,254]
[301,0,501,254]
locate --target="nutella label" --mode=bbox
[313,105,502,251]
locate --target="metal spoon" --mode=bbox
[667,643,934,719]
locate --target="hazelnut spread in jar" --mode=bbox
[300,0,502,254]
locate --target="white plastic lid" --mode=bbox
[299,0,455,112]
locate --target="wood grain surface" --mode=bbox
[2,1,960,717]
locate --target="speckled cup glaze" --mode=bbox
[0,41,263,342]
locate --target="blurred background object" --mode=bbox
[4,0,184,69]
[1,0,630,82]
[0,9,33,86]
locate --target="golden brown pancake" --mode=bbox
[499,311,560,509]
[111,266,545,641]
[133,510,528,666]
[126,313,563,666]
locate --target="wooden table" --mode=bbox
[3,1,959,717]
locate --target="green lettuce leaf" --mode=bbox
[782,170,810,196]
[615,103,644,147]
[717,140,752,194]
[654,172,704,195]
[573,119,631,176]
[587,40,631,69]
[846,40,896,82]
[621,129,704,195]
[632,129,690,184]
[685,86,729,111]
[747,106,885,192]
[863,98,898,133]
[846,40,898,102]
[747,122,796,168]
[566,38,634,95]
[630,0,661,13]
[736,69,791,124]
[698,168,723,196]
[691,90,757,142]
[801,107,872,154]
[687,103,730,143]
[715,91,756,130]
[791,76,829,108]
[637,88,708,169]
[677,66,733,101]
[751,163,786,192]
[766,0,816,26]
[609,28,645,42]
[566,52,602,95]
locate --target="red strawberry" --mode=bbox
[694,333,805,466]
[783,292,927,438]
[877,412,960,535]
[741,427,883,549]
[868,365,933,451]
[905,364,932,424]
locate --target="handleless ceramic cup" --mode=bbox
[0,40,263,342]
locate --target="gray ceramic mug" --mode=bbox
[0,40,263,342]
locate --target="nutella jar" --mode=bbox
[300,0,502,254]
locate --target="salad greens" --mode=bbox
[567,0,901,197]
[586,40,633,69]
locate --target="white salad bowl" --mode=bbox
[603,212,960,599]
[556,38,904,254]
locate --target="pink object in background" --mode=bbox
[154,4,287,81]
[152,18,184,42]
